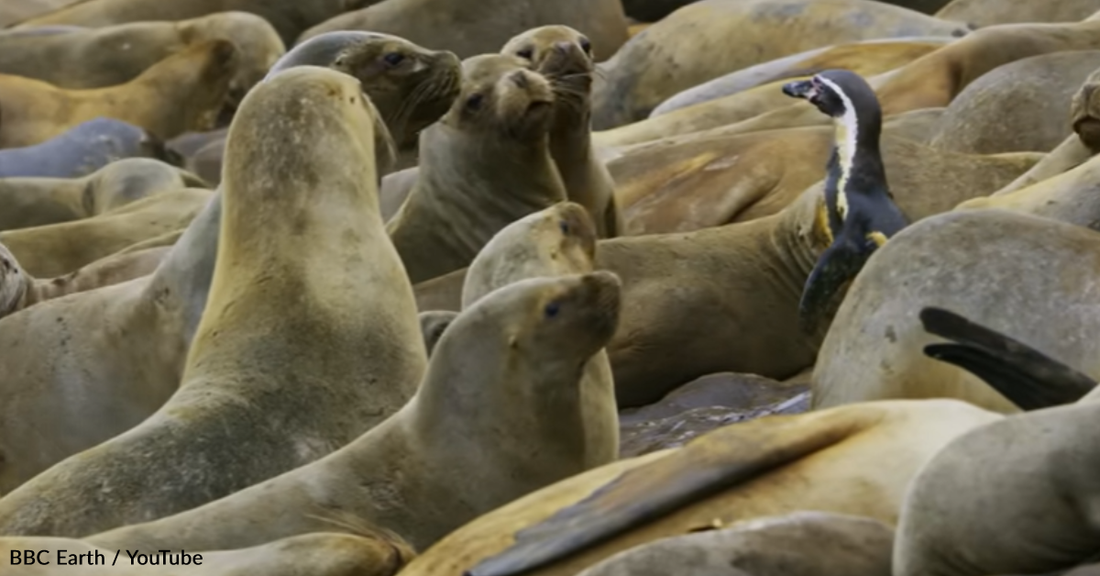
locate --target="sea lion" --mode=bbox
[588,0,969,129]
[0,157,205,233]
[299,0,629,62]
[0,66,427,533]
[934,0,1100,27]
[576,512,894,576]
[0,187,212,278]
[0,39,238,148]
[893,393,1100,575]
[396,399,1000,576]
[387,54,567,284]
[15,0,359,46]
[0,0,82,27]
[0,532,414,576]
[89,272,623,553]
[502,26,623,238]
[0,117,172,180]
[811,209,1100,413]
[0,12,284,103]
[928,51,1100,154]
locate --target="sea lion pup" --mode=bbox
[0,157,206,233]
[0,187,212,278]
[587,0,968,129]
[935,0,1100,27]
[811,209,1100,413]
[0,66,427,535]
[299,0,629,62]
[395,399,1001,576]
[0,12,284,100]
[0,117,171,180]
[0,39,238,148]
[387,54,568,284]
[780,70,908,333]
[0,532,415,576]
[89,272,623,553]
[893,392,1100,576]
[928,50,1100,154]
[502,26,623,238]
[576,512,894,576]
[919,307,1096,410]
[15,0,358,46]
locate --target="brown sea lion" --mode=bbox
[387,54,567,284]
[928,51,1100,154]
[396,399,1000,576]
[15,0,358,46]
[0,39,238,148]
[502,26,623,238]
[576,512,894,576]
[299,0,629,62]
[0,187,212,278]
[0,66,427,533]
[588,0,969,129]
[89,272,623,553]
[934,0,1100,27]
[0,12,284,103]
[0,533,414,576]
[811,209,1100,413]
[0,157,207,233]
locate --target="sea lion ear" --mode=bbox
[418,310,459,356]
[919,307,1096,410]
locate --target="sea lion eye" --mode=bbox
[544,301,561,318]
[560,221,570,234]
[580,38,592,53]
[383,52,405,66]
[465,93,484,111]
[517,47,534,60]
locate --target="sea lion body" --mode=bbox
[935,0,1100,27]
[502,26,623,238]
[0,0,83,27]
[387,54,567,284]
[0,117,169,180]
[0,39,237,148]
[399,399,1000,576]
[590,0,969,129]
[300,0,629,62]
[90,272,623,553]
[960,153,1100,229]
[0,67,427,534]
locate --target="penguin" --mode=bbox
[782,69,908,333]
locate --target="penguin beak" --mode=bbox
[782,79,816,99]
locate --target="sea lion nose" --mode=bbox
[554,41,572,55]
[511,70,529,89]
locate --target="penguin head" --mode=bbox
[782,69,880,120]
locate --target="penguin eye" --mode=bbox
[544,301,561,318]
[383,52,405,66]
[580,38,592,54]
[465,93,484,111]
[559,221,570,234]
[517,47,534,60]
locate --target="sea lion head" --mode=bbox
[463,202,598,308]
[180,12,286,114]
[502,25,595,95]
[171,39,242,134]
[445,54,556,140]
[0,243,28,319]
[507,271,621,366]
[1070,67,1100,151]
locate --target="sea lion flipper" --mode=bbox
[920,307,1096,409]
[465,410,862,576]
[799,239,867,334]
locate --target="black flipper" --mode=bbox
[799,239,868,334]
[920,307,1096,410]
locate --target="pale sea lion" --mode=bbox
[0,533,414,576]
[0,156,206,233]
[15,0,359,46]
[928,50,1100,154]
[387,54,567,284]
[299,0,630,62]
[0,187,212,278]
[90,272,623,553]
[0,39,238,148]
[577,512,894,576]
[0,12,284,103]
[934,0,1100,27]
[502,26,623,238]
[958,152,1100,230]
[589,0,969,129]
[0,117,172,180]
[397,399,1001,576]
[0,66,427,534]
[812,209,1100,413]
